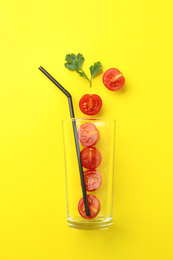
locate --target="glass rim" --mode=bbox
[62,117,116,123]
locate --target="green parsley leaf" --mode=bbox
[64,62,76,71]
[90,62,102,80]
[65,53,78,71]
[64,53,85,71]
[77,70,89,80]
[64,53,102,87]
[76,53,84,70]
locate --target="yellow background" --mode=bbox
[0,0,173,259]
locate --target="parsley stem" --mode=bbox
[80,69,91,87]
[81,69,89,81]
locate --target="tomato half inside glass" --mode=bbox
[78,194,100,219]
[78,123,100,147]
[81,147,102,170]
[79,94,102,115]
[102,68,125,91]
[84,170,102,191]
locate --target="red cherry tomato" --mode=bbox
[79,94,102,115]
[84,170,102,191]
[81,147,101,170]
[78,194,100,219]
[102,68,125,91]
[78,123,100,147]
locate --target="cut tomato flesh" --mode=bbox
[81,147,102,170]
[102,68,125,91]
[84,170,102,191]
[78,194,100,219]
[78,123,100,147]
[79,94,102,115]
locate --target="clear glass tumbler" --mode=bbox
[62,118,116,230]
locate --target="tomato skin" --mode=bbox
[78,123,100,147]
[102,68,125,91]
[78,194,100,219]
[79,94,102,115]
[84,170,102,191]
[81,147,102,170]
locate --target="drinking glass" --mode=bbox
[62,118,116,230]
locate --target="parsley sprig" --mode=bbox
[64,53,102,87]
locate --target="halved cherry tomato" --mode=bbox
[78,123,100,147]
[84,170,102,191]
[102,68,125,91]
[81,147,101,170]
[79,94,102,115]
[78,194,100,219]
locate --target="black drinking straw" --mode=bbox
[38,66,90,216]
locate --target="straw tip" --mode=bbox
[38,66,42,70]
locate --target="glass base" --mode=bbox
[67,217,113,230]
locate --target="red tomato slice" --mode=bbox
[102,68,125,91]
[78,123,100,147]
[79,94,102,115]
[84,170,102,191]
[78,194,100,219]
[81,147,101,170]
